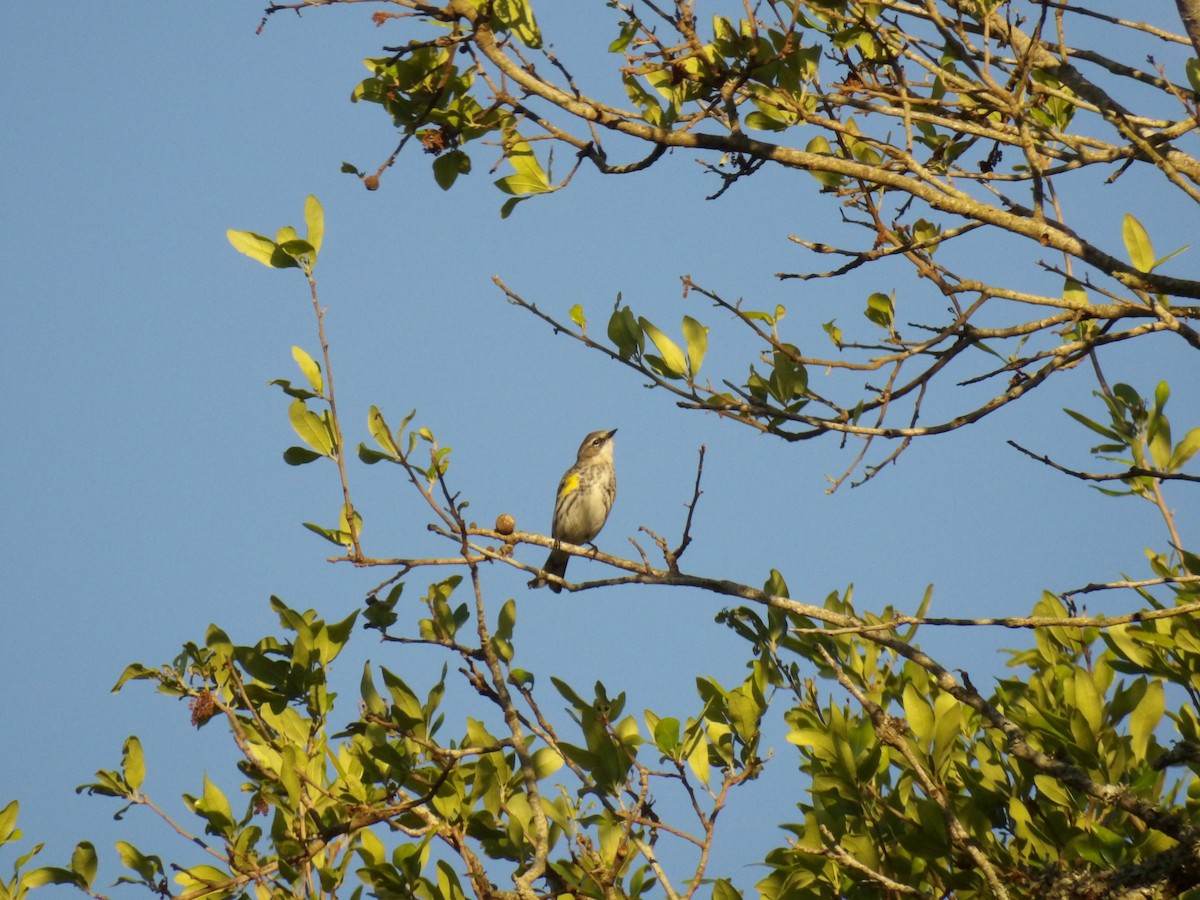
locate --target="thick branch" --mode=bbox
[1174,0,1200,56]
[462,11,1200,298]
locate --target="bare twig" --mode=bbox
[672,445,706,561]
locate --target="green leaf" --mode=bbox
[1063,277,1087,306]
[912,217,940,247]
[368,406,401,457]
[609,21,637,53]
[864,292,894,328]
[745,110,790,133]
[70,842,98,889]
[804,136,844,187]
[531,746,564,779]
[292,346,324,395]
[277,239,315,260]
[267,378,319,401]
[653,717,681,754]
[112,663,156,692]
[226,230,279,267]
[768,349,807,402]
[288,399,334,456]
[1169,427,1200,472]
[727,686,763,743]
[1151,243,1190,270]
[551,676,587,710]
[491,635,514,663]
[639,318,688,379]
[304,195,324,261]
[494,0,542,48]
[682,315,708,376]
[339,505,362,544]
[508,668,534,689]
[764,569,790,598]
[382,668,426,728]
[495,598,517,643]
[1188,58,1200,95]
[1129,678,1163,758]
[76,766,129,798]
[0,800,18,846]
[175,865,234,893]
[623,74,664,126]
[686,729,710,786]
[712,878,743,900]
[786,726,834,757]
[20,866,82,889]
[495,173,551,196]
[1122,214,1154,273]
[931,690,961,767]
[502,133,547,182]
[1154,380,1170,413]
[432,150,471,190]
[499,196,527,219]
[268,244,302,270]
[278,745,303,808]
[902,683,935,747]
[194,774,235,836]
[1034,773,1071,806]
[303,521,354,547]
[1073,669,1103,735]
[807,135,833,155]
[607,305,642,360]
[115,841,164,883]
[121,736,145,794]
[1064,408,1122,442]
[1104,624,1156,669]
[284,446,323,466]
[361,661,386,716]
[357,444,389,465]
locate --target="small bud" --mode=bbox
[363,174,380,191]
[495,513,516,535]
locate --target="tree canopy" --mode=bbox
[332,0,1200,483]
[4,2,1200,899]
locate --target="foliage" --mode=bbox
[332,0,1199,486]
[6,3,1200,900]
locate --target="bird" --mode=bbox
[540,428,617,592]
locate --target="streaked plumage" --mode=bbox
[541,429,617,593]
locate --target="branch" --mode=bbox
[1062,575,1200,598]
[789,599,1200,636]
[392,524,1200,844]
[1176,0,1200,55]
[1008,440,1200,483]
[808,823,923,895]
[459,7,1200,298]
[305,271,362,559]
[671,445,706,562]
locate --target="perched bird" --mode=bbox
[540,429,617,592]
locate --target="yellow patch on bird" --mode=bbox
[559,473,579,497]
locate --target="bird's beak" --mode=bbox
[607,428,618,438]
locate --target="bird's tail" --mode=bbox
[541,548,569,594]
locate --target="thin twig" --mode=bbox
[1008,440,1200,483]
[672,445,706,560]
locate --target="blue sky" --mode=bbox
[4,2,1199,894]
